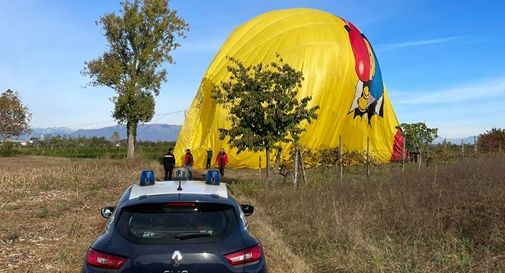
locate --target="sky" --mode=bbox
[0,0,504,138]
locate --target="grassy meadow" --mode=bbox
[232,154,505,272]
[0,154,504,273]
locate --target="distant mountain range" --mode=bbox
[23,125,475,144]
[28,124,181,142]
[432,136,477,145]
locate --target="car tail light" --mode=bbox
[224,244,263,266]
[86,248,127,269]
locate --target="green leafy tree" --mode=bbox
[0,89,31,141]
[477,128,505,152]
[400,122,438,154]
[213,55,319,176]
[83,0,188,159]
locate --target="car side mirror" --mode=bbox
[240,204,254,217]
[100,206,115,219]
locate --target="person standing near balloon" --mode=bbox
[215,148,229,176]
[206,148,213,169]
[184,148,194,179]
[162,148,175,180]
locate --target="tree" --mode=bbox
[83,0,188,159]
[400,122,438,154]
[213,55,319,176]
[111,130,121,144]
[477,128,505,152]
[0,89,31,141]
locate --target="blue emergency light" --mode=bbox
[140,170,155,186]
[206,169,221,185]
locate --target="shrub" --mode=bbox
[0,141,17,157]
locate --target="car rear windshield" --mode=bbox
[116,202,237,244]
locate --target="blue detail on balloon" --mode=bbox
[369,50,384,100]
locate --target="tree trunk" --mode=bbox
[265,146,270,177]
[127,121,137,159]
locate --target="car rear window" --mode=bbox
[116,202,237,244]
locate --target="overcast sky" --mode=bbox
[0,0,504,138]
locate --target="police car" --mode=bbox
[82,170,267,273]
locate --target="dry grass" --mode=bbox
[2,155,503,273]
[0,156,78,168]
[0,156,301,273]
[236,195,313,273]
[0,156,158,272]
[231,155,505,273]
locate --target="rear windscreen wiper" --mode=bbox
[174,232,212,240]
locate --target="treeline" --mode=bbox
[1,135,174,160]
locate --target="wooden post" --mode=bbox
[474,136,477,153]
[259,156,262,178]
[366,137,370,179]
[401,133,406,175]
[418,150,422,173]
[266,147,270,177]
[461,138,465,155]
[339,135,343,183]
[299,148,307,184]
[273,149,281,175]
[433,162,438,185]
[293,146,299,186]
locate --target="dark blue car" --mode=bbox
[82,171,267,273]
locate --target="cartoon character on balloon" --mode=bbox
[343,20,384,123]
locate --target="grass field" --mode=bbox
[232,154,505,272]
[0,154,504,272]
[0,156,307,273]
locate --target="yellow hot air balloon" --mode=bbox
[175,8,404,168]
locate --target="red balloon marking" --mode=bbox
[345,21,371,82]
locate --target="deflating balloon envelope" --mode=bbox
[175,8,404,168]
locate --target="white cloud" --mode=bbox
[390,77,505,138]
[390,77,505,105]
[378,36,458,50]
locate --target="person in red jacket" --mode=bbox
[184,148,194,179]
[215,148,229,176]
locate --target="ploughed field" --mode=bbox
[0,155,504,273]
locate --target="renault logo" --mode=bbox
[171,251,183,267]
